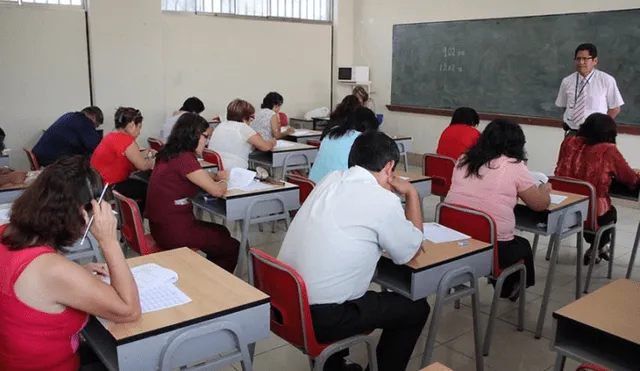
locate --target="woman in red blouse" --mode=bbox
[555,113,640,265]
[0,156,140,371]
[91,107,154,214]
[436,107,481,160]
[146,113,239,273]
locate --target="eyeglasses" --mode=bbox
[575,57,594,62]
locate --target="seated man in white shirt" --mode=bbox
[278,131,429,371]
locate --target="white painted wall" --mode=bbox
[1,1,331,169]
[0,5,90,170]
[351,0,640,174]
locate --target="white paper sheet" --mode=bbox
[550,194,567,204]
[228,168,257,190]
[140,283,192,314]
[242,181,274,192]
[288,130,314,136]
[100,264,191,314]
[275,140,296,148]
[530,171,549,185]
[0,206,11,224]
[398,176,410,180]
[422,222,471,243]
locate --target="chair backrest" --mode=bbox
[285,174,316,206]
[423,153,456,197]
[548,176,597,230]
[23,148,40,171]
[112,190,154,255]
[576,364,610,371]
[436,203,501,275]
[147,137,164,151]
[307,139,321,148]
[278,112,289,127]
[248,248,325,357]
[202,149,225,171]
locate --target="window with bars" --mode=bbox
[1,0,83,5]
[162,0,331,22]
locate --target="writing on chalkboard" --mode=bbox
[442,47,465,58]
[440,46,465,73]
[439,63,463,73]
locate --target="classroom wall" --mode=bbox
[351,0,640,174]
[0,5,90,170]
[1,1,332,170]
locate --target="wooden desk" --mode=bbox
[515,191,589,339]
[249,140,318,179]
[395,171,432,201]
[0,182,27,203]
[82,248,270,371]
[374,238,492,301]
[550,279,640,371]
[285,129,323,143]
[421,363,454,371]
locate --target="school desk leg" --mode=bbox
[575,230,583,299]
[553,354,566,371]
[627,221,640,279]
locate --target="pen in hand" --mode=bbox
[81,183,109,245]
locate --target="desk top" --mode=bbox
[517,190,588,212]
[100,248,269,343]
[272,140,317,153]
[197,159,218,169]
[0,182,27,192]
[224,180,298,199]
[406,238,492,271]
[287,129,323,138]
[553,279,640,346]
[394,171,431,183]
[421,363,454,371]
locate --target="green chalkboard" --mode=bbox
[391,9,640,125]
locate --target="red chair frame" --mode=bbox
[112,190,161,256]
[285,174,315,207]
[23,147,40,171]
[547,176,616,293]
[248,249,378,371]
[202,149,225,171]
[436,202,526,356]
[147,137,164,152]
[423,153,456,200]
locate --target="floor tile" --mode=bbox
[445,319,557,371]
[405,345,498,371]
[498,296,570,340]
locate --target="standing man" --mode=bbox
[32,106,103,167]
[555,43,624,136]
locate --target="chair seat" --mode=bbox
[143,234,162,254]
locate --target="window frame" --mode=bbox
[162,0,333,24]
[0,0,84,8]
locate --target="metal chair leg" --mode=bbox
[545,237,554,261]
[626,221,640,279]
[607,227,617,279]
[518,266,526,331]
[575,230,583,299]
[584,230,604,294]
[482,275,503,356]
[531,233,540,258]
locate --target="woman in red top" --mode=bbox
[147,113,239,273]
[91,107,154,214]
[0,156,140,371]
[555,113,640,265]
[436,107,481,160]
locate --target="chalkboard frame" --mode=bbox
[388,8,640,136]
[386,104,640,135]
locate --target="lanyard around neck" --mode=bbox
[574,71,595,105]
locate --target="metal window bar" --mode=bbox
[7,0,83,5]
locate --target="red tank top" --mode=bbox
[0,225,89,371]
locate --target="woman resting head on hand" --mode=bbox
[0,155,140,371]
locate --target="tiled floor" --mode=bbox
[144,169,640,371]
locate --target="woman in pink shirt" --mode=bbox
[445,119,551,300]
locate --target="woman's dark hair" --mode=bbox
[179,97,205,114]
[114,107,143,129]
[353,86,370,103]
[260,92,284,110]
[2,156,104,251]
[329,95,362,123]
[458,118,527,178]
[0,127,5,153]
[157,113,209,162]
[321,107,380,140]
[578,113,617,145]
[450,107,480,127]
[227,99,255,122]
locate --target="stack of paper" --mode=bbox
[288,129,313,136]
[422,223,471,243]
[275,140,296,148]
[228,168,257,190]
[550,194,567,204]
[101,263,192,314]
